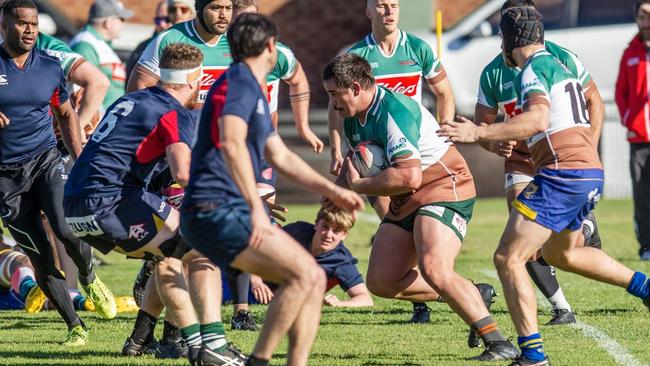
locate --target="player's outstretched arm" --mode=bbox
[53,100,83,160]
[584,82,605,146]
[265,135,364,213]
[68,61,109,131]
[426,73,455,124]
[127,65,160,93]
[285,62,323,153]
[328,102,345,176]
[439,104,549,144]
[325,283,374,308]
[474,103,516,158]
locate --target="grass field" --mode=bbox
[1,199,649,365]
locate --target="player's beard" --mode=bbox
[187,86,200,110]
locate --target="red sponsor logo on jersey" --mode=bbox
[399,59,416,66]
[502,100,523,118]
[266,84,273,102]
[200,68,227,91]
[376,74,420,97]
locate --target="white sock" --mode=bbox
[547,287,572,312]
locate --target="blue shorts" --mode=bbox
[512,168,604,233]
[180,199,252,270]
[63,189,172,254]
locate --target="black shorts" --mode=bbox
[63,189,172,255]
[0,148,65,222]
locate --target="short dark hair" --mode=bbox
[322,53,375,90]
[501,0,536,14]
[636,0,650,15]
[227,12,277,63]
[2,0,37,19]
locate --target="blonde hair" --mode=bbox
[316,207,355,232]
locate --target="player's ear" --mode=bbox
[352,82,361,96]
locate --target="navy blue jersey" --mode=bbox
[283,221,364,291]
[184,62,274,205]
[0,47,68,164]
[65,86,194,197]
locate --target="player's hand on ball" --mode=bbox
[250,275,274,305]
[437,115,482,143]
[0,111,10,128]
[496,141,517,158]
[345,158,361,189]
[324,294,340,307]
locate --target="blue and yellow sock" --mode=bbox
[518,333,545,362]
[626,272,650,300]
[18,277,36,299]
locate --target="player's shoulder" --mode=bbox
[32,48,63,69]
[153,21,194,46]
[276,40,293,53]
[37,33,73,53]
[482,53,507,76]
[381,87,418,113]
[544,40,580,65]
[346,35,371,55]
[402,30,432,52]
[283,221,314,233]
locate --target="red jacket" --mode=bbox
[616,35,650,143]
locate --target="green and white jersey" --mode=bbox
[138,20,232,105]
[515,50,600,170]
[343,86,475,218]
[69,25,126,109]
[37,33,84,80]
[347,30,444,104]
[266,41,297,113]
[477,41,592,118]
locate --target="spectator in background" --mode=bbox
[126,0,196,83]
[69,0,133,112]
[616,0,650,260]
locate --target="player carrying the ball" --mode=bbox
[322,53,518,362]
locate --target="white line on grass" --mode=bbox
[480,269,646,366]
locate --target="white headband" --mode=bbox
[160,66,203,84]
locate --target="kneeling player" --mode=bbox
[322,53,518,361]
[250,207,373,308]
[63,43,245,365]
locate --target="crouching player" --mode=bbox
[322,53,518,361]
[180,13,364,366]
[0,241,93,312]
[249,207,373,308]
[439,8,650,365]
[63,43,246,365]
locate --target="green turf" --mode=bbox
[1,199,649,365]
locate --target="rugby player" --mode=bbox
[322,53,518,361]
[180,13,364,366]
[439,8,650,365]
[326,0,489,326]
[474,0,604,326]
[250,207,373,308]
[63,42,247,365]
[0,0,114,346]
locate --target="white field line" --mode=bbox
[480,269,645,366]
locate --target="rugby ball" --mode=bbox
[351,141,389,177]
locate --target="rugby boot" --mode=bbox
[545,309,576,325]
[509,355,552,365]
[122,336,159,356]
[468,283,497,348]
[582,212,601,249]
[155,335,188,359]
[197,343,247,366]
[24,285,47,314]
[82,275,117,319]
[132,260,154,307]
[468,340,519,361]
[231,310,259,331]
[408,302,431,324]
[62,325,88,347]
